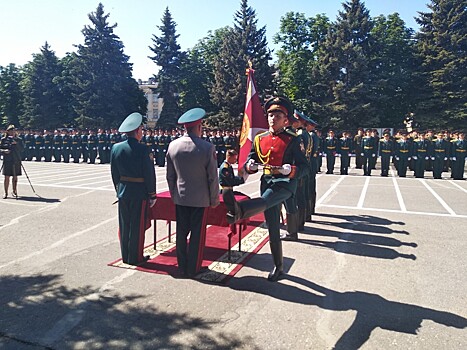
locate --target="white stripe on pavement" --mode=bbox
[419,179,456,216]
[448,180,467,194]
[390,168,407,212]
[316,176,346,206]
[357,176,370,208]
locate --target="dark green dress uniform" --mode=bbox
[395,138,412,177]
[307,128,320,218]
[451,137,466,180]
[71,133,82,163]
[52,133,62,162]
[87,133,98,164]
[432,137,450,179]
[378,137,394,176]
[81,133,89,163]
[219,160,244,191]
[111,113,156,265]
[62,133,72,163]
[361,135,377,176]
[24,132,34,161]
[97,131,109,164]
[156,134,169,167]
[34,133,44,161]
[43,133,53,162]
[223,96,308,281]
[353,132,364,169]
[323,135,338,174]
[214,134,226,166]
[338,136,353,175]
[224,134,238,152]
[412,137,432,178]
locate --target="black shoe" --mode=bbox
[280,232,298,241]
[268,267,284,282]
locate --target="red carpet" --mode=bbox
[108,213,268,284]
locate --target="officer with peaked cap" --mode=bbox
[304,116,320,220]
[166,107,220,277]
[110,112,157,265]
[223,96,308,281]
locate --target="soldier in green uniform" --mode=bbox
[378,131,394,177]
[361,129,377,176]
[52,129,62,162]
[87,130,98,164]
[156,130,169,167]
[395,131,412,177]
[81,130,89,163]
[219,149,245,192]
[224,130,238,152]
[323,129,338,174]
[451,131,466,180]
[43,130,53,162]
[111,112,157,265]
[62,129,72,163]
[223,96,308,281]
[353,128,364,169]
[71,129,81,163]
[24,130,34,161]
[432,131,449,179]
[412,131,432,178]
[97,128,108,164]
[338,131,353,175]
[33,130,44,162]
[305,117,320,220]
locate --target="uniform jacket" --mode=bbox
[219,160,244,188]
[378,139,394,157]
[110,137,156,200]
[166,134,220,208]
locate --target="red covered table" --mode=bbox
[149,191,250,270]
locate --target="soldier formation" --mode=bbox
[320,128,466,180]
[0,127,241,167]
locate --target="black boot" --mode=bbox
[298,208,305,231]
[268,241,284,282]
[223,189,266,224]
[281,213,298,241]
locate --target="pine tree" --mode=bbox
[370,14,417,128]
[316,0,375,129]
[149,7,183,129]
[415,0,467,129]
[210,0,274,129]
[0,64,23,127]
[72,3,146,129]
[20,42,67,129]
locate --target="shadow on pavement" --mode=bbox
[0,274,259,350]
[229,275,467,350]
[313,213,409,235]
[8,196,61,203]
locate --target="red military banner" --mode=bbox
[238,68,267,171]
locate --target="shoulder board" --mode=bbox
[451,139,456,142]
[257,131,269,139]
[222,162,229,168]
[285,129,298,137]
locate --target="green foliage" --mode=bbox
[210,0,274,129]
[415,0,467,129]
[20,42,68,129]
[71,3,146,129]
[0,64,23,127]
[149,7,183,128]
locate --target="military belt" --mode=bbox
[221,186,233,190]
[99,141,106,143]
[435,149,445,152]
[364,146,373,149]
[72,142,79,144]
[456,149,466,152]
[45,141,50,143]
[340,147,349,150]
[417,149,426,152]
[35,142,42,144]
[327,146,336,149]
[120,176,145,183]
[399,150,409,153]
[382,150,391,153]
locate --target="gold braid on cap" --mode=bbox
[254,133,270,164]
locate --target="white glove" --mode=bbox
[322,153,327,157]
[336,153,341,157]
[425,156,429,160]
[247,159,258,172]
[431,157,435,160]
[395,156,400,160]
[360,153,364,156]
[149,198,157,208]
[279,164,292,175]
[412,156,417,160]
[408,157,411,161]
[444,157,448,161]
[452,157,457,161]
[372,154,376,157]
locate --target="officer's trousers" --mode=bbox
[118,198,147,265]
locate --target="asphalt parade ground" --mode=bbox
[1,160,466,349]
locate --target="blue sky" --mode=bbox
[0,0,429,80]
